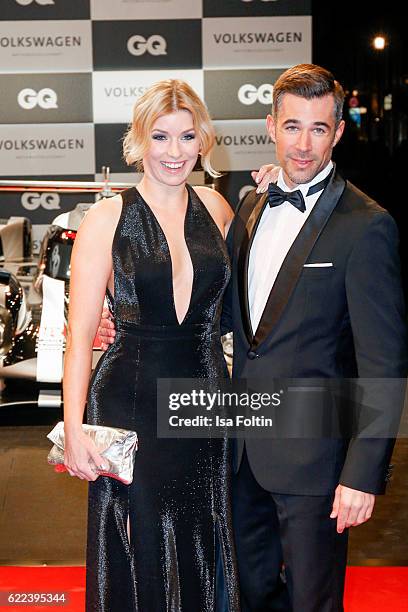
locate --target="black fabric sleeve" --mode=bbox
[339,212,408,494]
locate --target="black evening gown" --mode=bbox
[86,185,239,611]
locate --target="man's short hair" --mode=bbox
[272,63,345,127]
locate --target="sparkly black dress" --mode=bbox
[86,185,239,611]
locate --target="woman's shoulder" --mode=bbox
[77,194,123,238]
[192,185,226,204]
[191,185,233,224]
[90,193,123,214]
[85,194,122,221]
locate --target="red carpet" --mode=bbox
[0,567,84,611]
[345,567,408,611]
[0,566,407,610]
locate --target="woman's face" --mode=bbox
[142,109,200,187]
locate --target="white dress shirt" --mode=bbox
[248,161,333,333]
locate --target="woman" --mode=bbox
[63,79,240,611]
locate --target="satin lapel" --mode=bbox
[237,190,269,343]
[252,169,346,350]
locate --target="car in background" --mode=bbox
[0,268,37,379]
[0,203,102,387]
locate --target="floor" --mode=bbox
[0,419,407,566]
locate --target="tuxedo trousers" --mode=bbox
[232,448,348,612]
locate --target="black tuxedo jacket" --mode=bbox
[222,167,407,496]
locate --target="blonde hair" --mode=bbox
[123,79,220,177]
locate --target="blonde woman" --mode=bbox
[63,80,241,611]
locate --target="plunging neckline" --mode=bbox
[135,185,195,326]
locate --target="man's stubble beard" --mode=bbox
[285,168,317,186]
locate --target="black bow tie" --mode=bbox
[268,183,306,212]
[267,172,333,213]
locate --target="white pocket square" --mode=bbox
[303,263,333,267]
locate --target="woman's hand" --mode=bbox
[251,163,281,194]
[97,307,116,350]
[64,426,108,481]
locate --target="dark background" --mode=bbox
[312,2,407,294]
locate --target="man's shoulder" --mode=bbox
[235,187,266,216]
[331,179,398,244]
[340,180,388,217]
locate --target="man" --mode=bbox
[221,63,407,611]
[98,64,407,611]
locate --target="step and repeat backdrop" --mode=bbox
[0,0,311,233]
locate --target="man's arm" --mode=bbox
[332,211,408,532]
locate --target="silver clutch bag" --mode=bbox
[47,421,138,485]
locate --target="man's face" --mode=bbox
[266,93,345,188]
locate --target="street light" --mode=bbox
[373,35,386,50]
[371,34,394,150]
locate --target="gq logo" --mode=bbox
[21,193,61,211]
[127,35,167,57]
[15,0,55,4]
[238,83,273,106]
[18,88,58,110]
